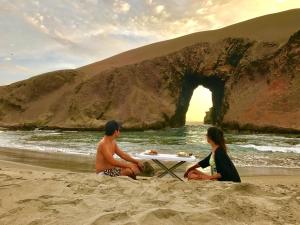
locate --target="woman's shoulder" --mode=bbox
[215,147,227,157]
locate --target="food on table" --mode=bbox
[145,149,158,155]
[176,151,192,157]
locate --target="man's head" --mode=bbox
[104,120,121,138]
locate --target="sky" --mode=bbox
[186,86,212,122]
[0,0,299,121]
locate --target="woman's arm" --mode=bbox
[198,153,211,168]
[184,154,211,178]
[183,163,200,178]
[188,163,200,171]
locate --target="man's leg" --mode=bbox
[121,163,141,179]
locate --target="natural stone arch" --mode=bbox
[152,39,251,129]
[169,72,225,127]
[0,30,299,133]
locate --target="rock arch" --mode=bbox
[0,30,300,133]
[169,72,224,127]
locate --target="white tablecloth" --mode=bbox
[134,153,197,162]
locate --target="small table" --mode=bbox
[135,153,197,181]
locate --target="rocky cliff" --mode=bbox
[0,10,300,133]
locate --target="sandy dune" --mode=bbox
[0,159,300,225]
[79,9,300,76]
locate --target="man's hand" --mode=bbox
[126,163,138,174]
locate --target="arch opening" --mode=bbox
[186,86,212,124]
[170,72,225,127]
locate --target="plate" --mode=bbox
[176,152,192,157]
[144,150,158,155]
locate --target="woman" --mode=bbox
[184,126,241,182]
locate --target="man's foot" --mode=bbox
[128,173,137,180]
[121,167,138,179]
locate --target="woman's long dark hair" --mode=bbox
[207,127,227,152]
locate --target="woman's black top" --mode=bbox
[198,147,241,182]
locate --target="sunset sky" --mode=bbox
[0,0,299,121]
[186,86,212,122]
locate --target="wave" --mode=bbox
[0,141,92,155]
[239,144,300,154]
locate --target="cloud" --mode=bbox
[0,0,300,85]
[113,0,131,13]
[155,5,165,14]
[86,0,98,5]
[145,0,153,5]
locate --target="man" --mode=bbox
[96,120,143,179]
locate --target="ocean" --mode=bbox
[0,124,300,168]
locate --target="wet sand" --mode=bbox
[1,147,300,176]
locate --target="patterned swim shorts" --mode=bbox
[103,168,121,177]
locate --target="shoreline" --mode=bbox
[1,146,300,177]
[1,147,300,224]
[1,123,300,134]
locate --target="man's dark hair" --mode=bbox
[104,120,120,136]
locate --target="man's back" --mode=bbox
[96,138,116,173]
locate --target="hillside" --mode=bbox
[79,9,300,76]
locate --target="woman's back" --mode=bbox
[214,147,241,182]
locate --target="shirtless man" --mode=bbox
[96,120,143,179]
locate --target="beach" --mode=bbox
[1,3,300,225]
[1,147,300,225]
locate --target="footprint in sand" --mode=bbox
[39,195,55,199]
[0,183,22,189]
[87,211,132,225]
[27,218,45,225]
[0,173,12,181]
[17,196,82,207]
[20,171,32,174]
[66,182,96,194]
[0,206,24,220]
[138,208,187,225]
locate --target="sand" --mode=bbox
[0,149,300,225]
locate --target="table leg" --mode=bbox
[157,161,186,178]
[152,159,185,181]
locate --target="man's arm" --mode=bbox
[100,143,131,169]
[115,144,139,164]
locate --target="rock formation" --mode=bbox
[0,9,300,133]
